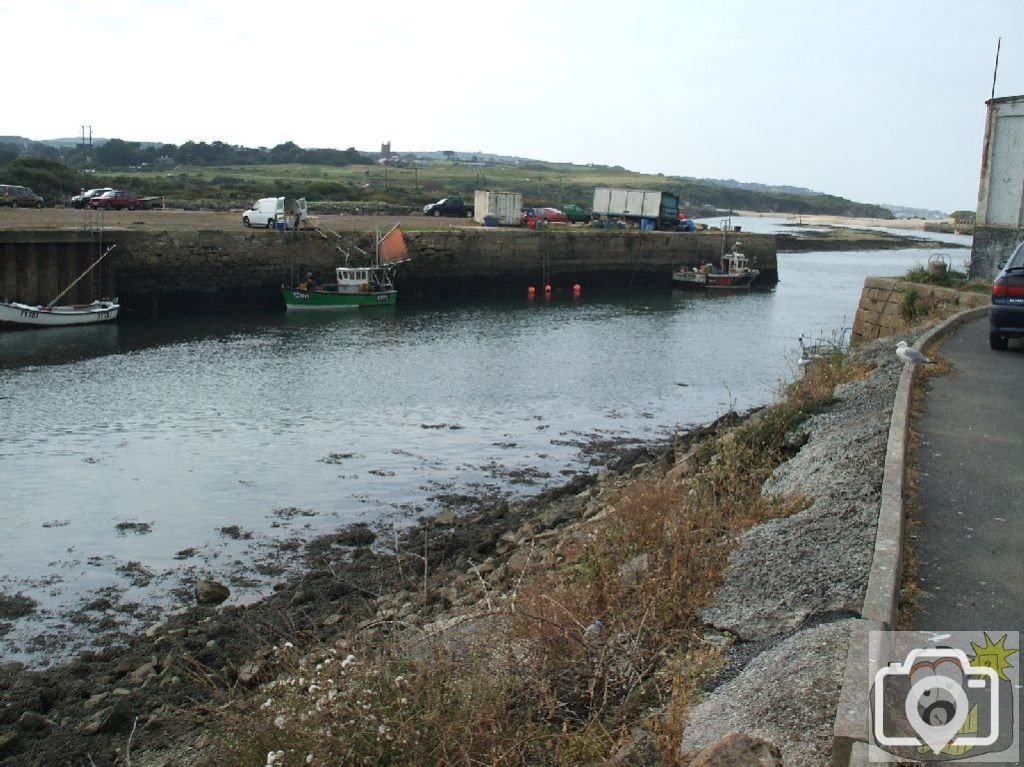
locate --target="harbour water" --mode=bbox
[0,233,970,663]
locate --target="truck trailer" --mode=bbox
[591,188,679,230]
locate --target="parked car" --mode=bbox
[71,187,114,209]
[989,240,1024,350]
[422,197,474,217]
[0,184,44,208]
[88,190,140,210]
[562,204,591,223]
[522,207,569,228]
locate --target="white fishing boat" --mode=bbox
[0,299,119,327]
[672,242,760,291]
[0,245,119,328]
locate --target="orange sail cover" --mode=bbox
[378,226,409,264]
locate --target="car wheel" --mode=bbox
[465,209,473,218]
[243,216,251,227]
[265,219,274,229]
[432,209,441,217]
[128,203,136,211]
[989,332,1009,351]
[10,201,17,209]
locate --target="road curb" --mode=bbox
[831,305,990,766]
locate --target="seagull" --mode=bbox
[896,340,933,365]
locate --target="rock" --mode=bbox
[128,660,158,684]
[434,509,457,526]
[83,692,110,711]
[194,580,230,605]
[85,698,134,735]
[0,730,20,756]
[16,711,51,731]
[237,662,261,686]
[505,548,532,573]
[689,733,782,766]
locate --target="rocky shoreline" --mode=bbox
[0,435,680,766]
[0,330,912,766]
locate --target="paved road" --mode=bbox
[908,314,1023,765]
[911,314,1024,632]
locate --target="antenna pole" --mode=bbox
[991,36,1001,100]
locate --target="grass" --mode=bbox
[901,262,990,294]
[206,348,873,766]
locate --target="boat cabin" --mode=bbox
[332,265,394,294]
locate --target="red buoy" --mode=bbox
[527,286,536,295]
[572,283,581,294]
[544,284,552,294]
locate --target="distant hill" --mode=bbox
[0,135,900,217]
[880,203,948,220]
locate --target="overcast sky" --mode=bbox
[5,0,1023,212]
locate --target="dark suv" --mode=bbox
[88,189,140,210]
[989,240,1024,350]
[0,184,44,208]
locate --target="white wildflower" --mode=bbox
[341,654,356,668]
[306,755,314,765]
[261,697,274,709]
[274,714,286,729]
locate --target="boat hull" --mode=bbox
[0,301,120,327]
[672,270,759,291]
[282,288,397,310]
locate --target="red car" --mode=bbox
[522,207,569,228]
[89,190,140,210]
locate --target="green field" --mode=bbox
[1,148,894,218]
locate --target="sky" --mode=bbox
[4,0,1024,213]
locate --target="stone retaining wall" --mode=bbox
[0,228,778,314]
[850,277,989,345]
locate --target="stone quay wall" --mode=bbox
[0,228,777,314]
[850,276,989,345]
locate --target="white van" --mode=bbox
[242,197,309,229]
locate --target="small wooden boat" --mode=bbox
[0,299,119,327]
[282,225,408,311]
[0,245,119,328]
[673,242,760,291]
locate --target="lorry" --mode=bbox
[422,197,474,218]
[473,190,522,225]
[242,197,309,229]
[591,188,679,230]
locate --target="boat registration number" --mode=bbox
[19,308,39,318]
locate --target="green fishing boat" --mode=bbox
[282,225,407,311]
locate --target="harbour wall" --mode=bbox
[850,276,989,345]
[0,228,777,314]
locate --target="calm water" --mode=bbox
[0,240,968,663]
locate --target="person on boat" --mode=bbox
[298,272,316,290]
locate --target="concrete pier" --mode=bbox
[0,228,778,314]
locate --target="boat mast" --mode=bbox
[47,244,117,308]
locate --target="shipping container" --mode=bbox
[474,190,524,226]
[591,188,679,229]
